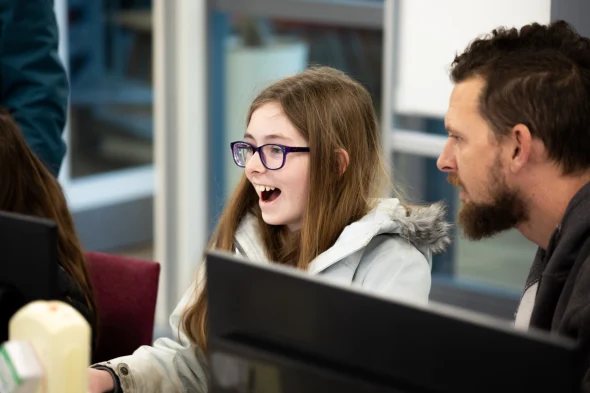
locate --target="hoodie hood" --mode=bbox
[234,198,451,273]
[363,198,451,254]
[304,198,450,274]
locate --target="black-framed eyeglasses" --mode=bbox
[230,141,310,170]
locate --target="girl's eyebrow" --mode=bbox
[243,133,292,143]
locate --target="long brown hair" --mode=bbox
[0,110,96,322]
[182,66,389,350]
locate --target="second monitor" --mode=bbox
[206,251,580,393]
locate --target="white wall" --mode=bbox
[53,0,70,185]
[154,0,208,327]
[394,0,551,118]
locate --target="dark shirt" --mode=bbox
[525,181,590,392]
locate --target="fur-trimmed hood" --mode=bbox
[371,198,451,255]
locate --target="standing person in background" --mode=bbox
[0,0,69,177]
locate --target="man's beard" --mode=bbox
[447,163,528,240]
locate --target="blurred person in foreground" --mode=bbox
[0,109,96,343]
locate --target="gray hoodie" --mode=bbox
[95,198,450,393]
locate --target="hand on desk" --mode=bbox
[88,368,115,393]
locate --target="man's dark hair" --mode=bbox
[451,20,590,174]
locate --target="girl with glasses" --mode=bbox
[89,67,450,393]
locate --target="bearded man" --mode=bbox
[437,20,590,392]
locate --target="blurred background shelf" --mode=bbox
[68,0,153,179]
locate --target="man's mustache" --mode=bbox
[447,174,462,188]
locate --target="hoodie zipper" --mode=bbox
[234,238,248,258]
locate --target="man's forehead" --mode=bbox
[446,77,486,129]
[450,77,484,107]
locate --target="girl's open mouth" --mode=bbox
[261,188,281,203]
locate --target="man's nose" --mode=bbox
[437,140,456,173]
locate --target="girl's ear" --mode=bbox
[337,149,350,176]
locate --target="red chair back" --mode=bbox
[85,251,160,363]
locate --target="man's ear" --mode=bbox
[509,123,532,173]
[337,149,350,176]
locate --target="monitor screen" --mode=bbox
[206,251,580,393]
[0,211,58,342]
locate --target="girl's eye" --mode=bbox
[270,146,283,155]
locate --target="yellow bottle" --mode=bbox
[9,300,90,393]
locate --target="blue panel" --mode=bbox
[68,0,104,89]
[207,11,230,236]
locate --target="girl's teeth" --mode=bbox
[257,185,275,192]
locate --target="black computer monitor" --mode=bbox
[206,251,580,393]
[0,211,59,341]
